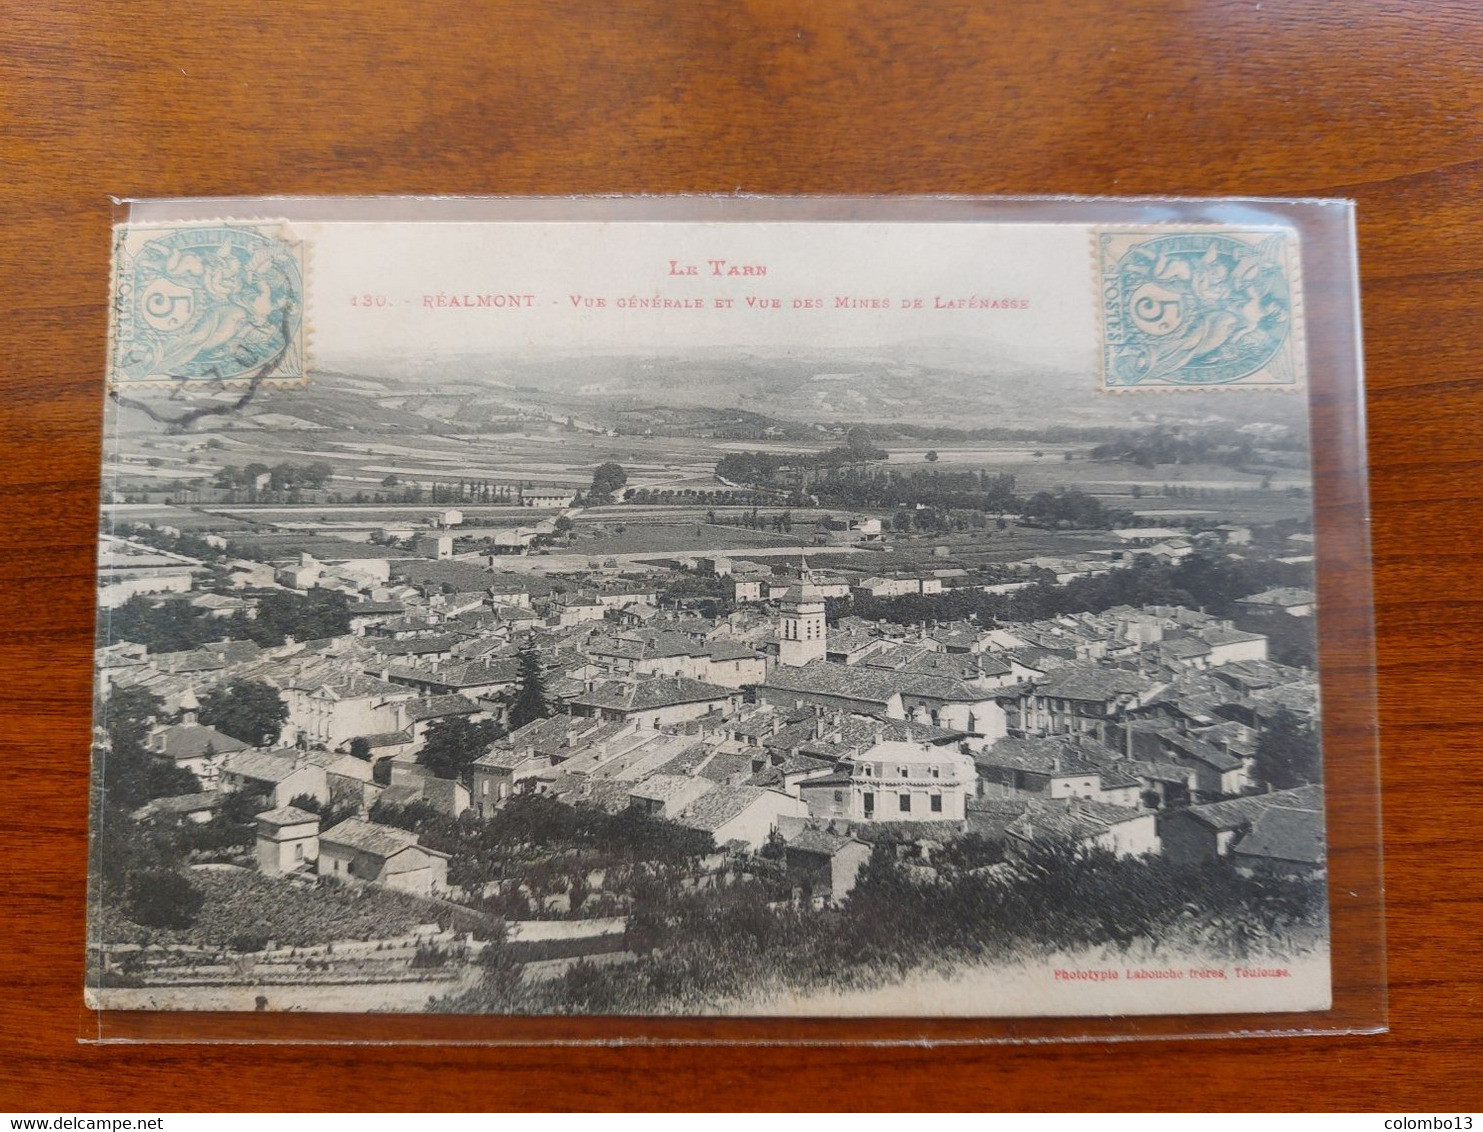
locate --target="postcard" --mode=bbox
[88,202,1332,1018]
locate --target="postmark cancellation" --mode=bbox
[108,220,306,389]
[1096,227,1304,391]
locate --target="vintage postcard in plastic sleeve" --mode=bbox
[88,199,1351,1026]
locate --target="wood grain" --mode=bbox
[2,0,1480,1111]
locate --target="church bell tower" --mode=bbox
[777,558,827,667]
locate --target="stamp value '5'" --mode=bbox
[108,220,306,389]
[1097,227,1304,391]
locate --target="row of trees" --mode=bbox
[1089,424,1309,470]
[622,487,782,506]
[847,551,1313,641]
[212,461,336,500]
[718,453,1138,530]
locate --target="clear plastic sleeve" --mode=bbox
[84,195,1384,1044]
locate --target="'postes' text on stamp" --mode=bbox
[109,221,305,389]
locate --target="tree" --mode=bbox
[1255,707,1321,789]
[289,792,357,830]
[589,462,628,503]
[198,679,288,746]
[509,644,551,730]
[98,688,202,808]
[348,736,372,761]
[925,450,939,463]
[845,427,888,459]
[103,595,218,653]
[105,687,164,750]
[235,588,351,646]
[125,870,204,929]
[417,716,504,780]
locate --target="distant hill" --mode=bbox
[108,342,1308,439]
[328,341,1309,432]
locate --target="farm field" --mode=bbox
[884,443,1080,465]
[1011,457,1309,493]
[882,527,1124,568]
[557,520,807,557]
[1116,493,1314,525]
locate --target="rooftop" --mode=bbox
[1178,784,1325,832]
[676,785,775,832]
[571,675,736,713]
[320,817,442,860]
[762,660,901,706]
[256,804,320,828]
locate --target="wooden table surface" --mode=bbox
[3,0,1480,1112]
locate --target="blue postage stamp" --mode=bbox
[109,221,306,388]
[1097,228,1302,391]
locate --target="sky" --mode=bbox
[299,221,1100,372]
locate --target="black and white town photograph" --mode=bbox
[87,219,1330,1017]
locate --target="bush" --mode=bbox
[125,870,205,929]
[411,943,452,969]
[229,930,271,953]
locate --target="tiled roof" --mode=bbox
[406,694,482,721]
[361,728,414,748]
[297,672,411,700]
[1237,587,1315,608]
[474,746,539,771]
[702,639,764,662]
[588,630,704,661]
[763,712,963,755]
[1232,805,1325,865]
[629,774,715,807]
[1033,663,1155,702]
[545,775,635,814]
[1002,797,1147,846]
[372,634,465,657]
[1159,635,1213,659]
[320,818,440,860]
[571,675,735,712]
[1005,645,1077,671]
[826,628,881,656]
[387,658,519,688]
[696,750,755,784]
[1251,683,1320,717]
[1178,784,1324,831]
[1199,625,1267,646]
[256,804,319,827]
[786,827,859,856]
[1156,728,1244,773]
[762,661,901,706]
[222,749,306,783]
[676,785,774,832]
[975,736,1101,777]
[152,723,251,759]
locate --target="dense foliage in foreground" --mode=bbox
[437,842,1328,1015]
